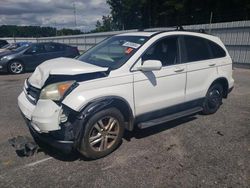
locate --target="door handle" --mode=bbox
[174,68,185,72]
[209,63,216,67]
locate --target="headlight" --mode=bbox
[40,81,77,101]
[0,56,8,61]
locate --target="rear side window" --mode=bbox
[183,36,211,62]
[207,41,226,58]
[44,43,64,52]
[57,44,66,51]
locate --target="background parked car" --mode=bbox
[0,42,79,74]
[0,42,31,53]
[0,40,8,48]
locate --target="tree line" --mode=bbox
[95,0,250,31]
[0,25,82,38]
[1,0,249,37]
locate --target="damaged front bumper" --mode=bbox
[18,90,80,154]
[18,91,63,133]
[28,118,75,153]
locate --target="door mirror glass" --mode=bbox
[137,60,162,71]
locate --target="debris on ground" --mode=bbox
[8,136,38,157]
[216,131,224,136]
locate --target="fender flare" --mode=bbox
[72,96,134,149]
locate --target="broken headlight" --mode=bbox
[40,81,77,101]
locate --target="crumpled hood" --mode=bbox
[28,57,108,88]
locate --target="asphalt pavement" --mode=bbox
[0,68,249,188]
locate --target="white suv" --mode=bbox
[18,30,234,159]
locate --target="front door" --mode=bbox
[22,44,47,70]
[133,36,186,120]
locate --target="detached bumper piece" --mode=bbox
[9,136,38,157]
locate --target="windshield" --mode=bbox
[1,44,10,49]
[78,35,148,69]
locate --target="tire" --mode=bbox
[8,60,24,74]
[202,83,223,115]
[78,108,125,159]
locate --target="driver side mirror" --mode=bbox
[137,59,162,71]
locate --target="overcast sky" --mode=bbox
[0,0,110,31]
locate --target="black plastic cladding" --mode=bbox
[72,96,134,149]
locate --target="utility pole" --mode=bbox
[148,0,151,28]
[73,1,77,28]
[55,21,58,36]
[209,12,213,34]
[13,32,16,43]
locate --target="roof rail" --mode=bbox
[176,25,184,31]
[145,26,211,38]
[175,25,208,34]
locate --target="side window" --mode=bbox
[27,44,46,54]
[207,41,226,58]
[183,36,211,62]
[44,43,59,52]
[142,37,179,66]
[57,44,66,51]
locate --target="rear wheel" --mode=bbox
[8,61,24,74]
[78,108,125,159]
[202,84,223,115]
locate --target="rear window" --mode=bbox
[183,36,211,62]
[207,41,226,58]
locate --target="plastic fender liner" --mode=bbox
[73,96,134,149]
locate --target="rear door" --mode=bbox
[44,43,65,59]
[181,35,218,102]
[133,36,187,120]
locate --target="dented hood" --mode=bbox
[28,57,108,88]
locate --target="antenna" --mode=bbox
[73,1,77,28]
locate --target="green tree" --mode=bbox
[94,15,115,32]
[106,0,250,30]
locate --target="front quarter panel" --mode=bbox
[62,74,135,115]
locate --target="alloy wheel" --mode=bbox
[10,62,23,74]
[88,116,120,152]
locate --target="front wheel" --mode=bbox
[202,84,223,115]
[78,108,125,159]
[8,61,24,74]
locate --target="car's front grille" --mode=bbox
[24,80,40,105]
